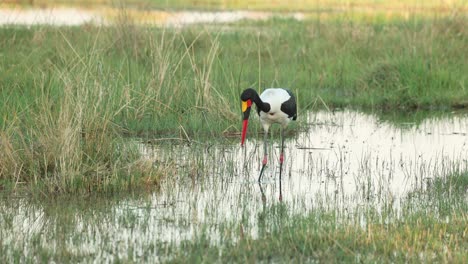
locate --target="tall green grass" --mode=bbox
[0,14,467,192]
[0,25,192,193]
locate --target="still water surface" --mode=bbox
[1,110,467,261]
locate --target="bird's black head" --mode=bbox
[240,88,258,146]
[240,88,257,101]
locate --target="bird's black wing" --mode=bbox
[281,89,297,120]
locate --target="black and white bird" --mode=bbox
[240,88,297,200]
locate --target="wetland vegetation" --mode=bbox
[0,0,467,262]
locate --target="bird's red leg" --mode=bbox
[258,182,266,204]
[279,127,285,201]
[258,130,268,182]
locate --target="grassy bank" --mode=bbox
[1,15,467,192]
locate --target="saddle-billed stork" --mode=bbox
[240,88,297,201]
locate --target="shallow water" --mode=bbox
[0,8,302,26]
[0,8,103,26]
[1,110,467,261]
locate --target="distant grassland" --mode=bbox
[5,0,468,12]
[2,17,466,133]
[0,9,467,192]
[5,1,467,23]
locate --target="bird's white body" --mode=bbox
[259,88,293,131]
[240,87,297,199]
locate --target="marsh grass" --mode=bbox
[0,136,466,262]
[1,11,467,193]
[0,20,239,192]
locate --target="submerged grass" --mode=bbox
[165,173,467,263]
[2,171,463,262]
[0,13,467,192]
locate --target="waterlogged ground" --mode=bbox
[1,110,467,261]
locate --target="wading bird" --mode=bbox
[240,88,297,200]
